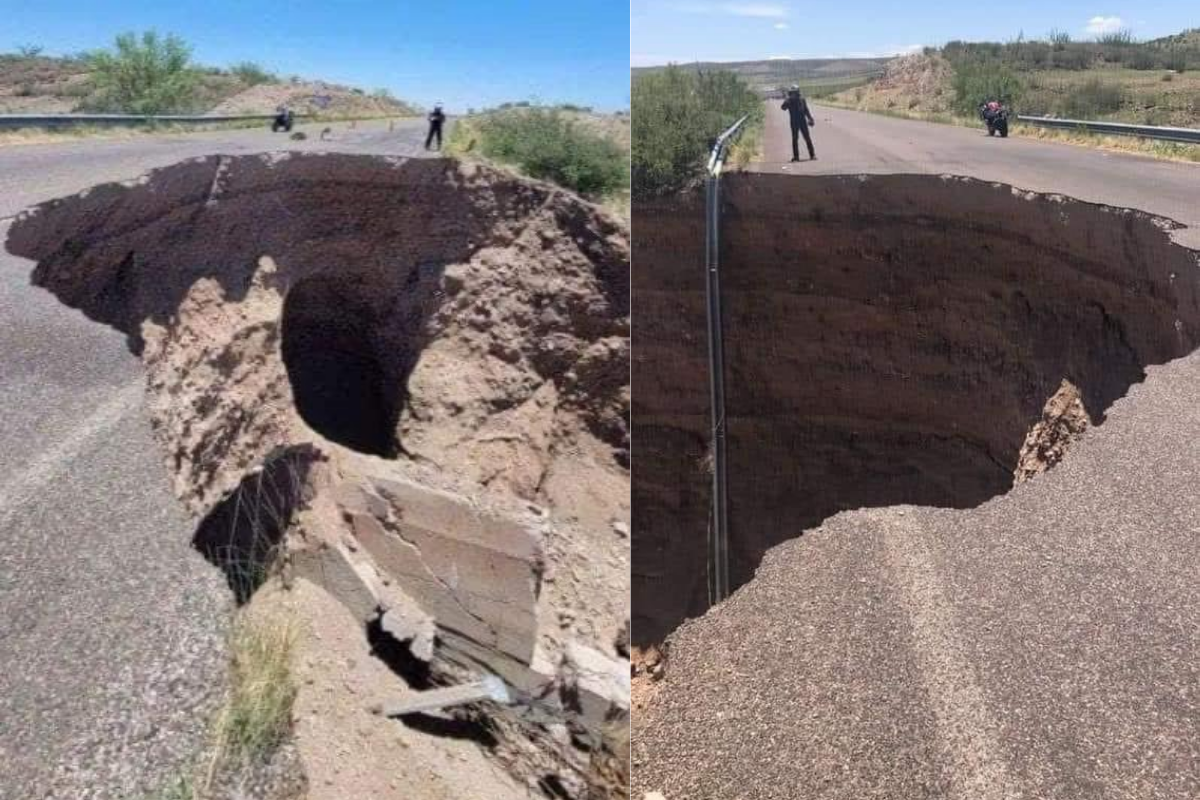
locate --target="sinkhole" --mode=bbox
[281,273,404,458]
[633,172,1200,644]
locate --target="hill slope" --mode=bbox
[632,57,890,97]
[0,53,417,117]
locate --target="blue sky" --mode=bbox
[2,0,630,112]
[631,1,1198,65]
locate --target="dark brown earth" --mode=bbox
[633,173,1200,644]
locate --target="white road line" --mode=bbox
[0,382,143,528]
[878,507,1019,800]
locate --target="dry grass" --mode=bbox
[1010,122,1200,162]
[728,118,764,168]
[203,613,299,788]
[815,98,1200,164]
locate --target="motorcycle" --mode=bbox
[271,108,294,133]
[979,103,1009,138]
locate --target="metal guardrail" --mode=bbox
[1017,115,1200,144]
[705,113,749,606]
[0,113,291,130]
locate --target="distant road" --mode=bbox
[0,117,432,799]
[752,102,1200,249]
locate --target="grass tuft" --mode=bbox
[202,614,298,790]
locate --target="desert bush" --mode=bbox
[951,62,1023,115]
[1164,50,1190,72]
[230,61,276,86]
[1063,77,1124,118]
[631,66,761,198]
[459,107,628,198]
[83,31,199,113]
[16,44,43,58]
[1097,29,1135,46]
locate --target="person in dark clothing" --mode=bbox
[781,85,816,161]
[425,103,446,150]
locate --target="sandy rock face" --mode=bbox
[6,153,630,796]
[1013,379,1092,484]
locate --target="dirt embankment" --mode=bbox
[633,173,1200,644]
[827,53,954,114]
[7,154,629,799]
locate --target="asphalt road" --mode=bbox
[636,351,1200,799]
[753,102,1200,248]
[635,107,1200,798]
[0,117,432,799]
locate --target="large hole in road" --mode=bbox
[634,173,1200,644]
[281,274,402,457]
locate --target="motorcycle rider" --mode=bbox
[781,85,817,162]
[425,102,446,150]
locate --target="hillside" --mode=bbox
[632,56,890,97]
[829,30,1200,128]
[0,52,418,117]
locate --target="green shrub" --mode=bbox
[84,31,199,114]
[464,107,628,198]
[631,66,761,198]
[230,61,276,86]
[951,62,1023,115]
[1063,77,1124,118]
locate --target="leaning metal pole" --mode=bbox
[705,114,748,606]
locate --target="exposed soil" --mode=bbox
[208,80,418,117]
[1013,379,1091,484]
[6,153,629,798]
[633,172,1200,644]
[829,53,954,114]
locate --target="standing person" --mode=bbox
[425,103,446,150]
[781,85,816,162]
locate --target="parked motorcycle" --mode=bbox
[271,108,294,133]
[979,101,1009,138]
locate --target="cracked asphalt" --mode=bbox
[0,117,433,798]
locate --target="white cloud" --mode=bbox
[1085,15,1124,35]
[673,2,789,18]
[774,22,789,29]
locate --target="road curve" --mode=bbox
[750,102,1200,248]
[0,118,433,799]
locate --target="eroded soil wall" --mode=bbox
[633,173,1200,643]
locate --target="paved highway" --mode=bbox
[635,106,1200,798]
[752,102,1200,248]
[0,117,431,799]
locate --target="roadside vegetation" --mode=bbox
[823,27,1200,163]
[139,612,300,800]
[447,104,630,214]
[1,31,416,122]
[832,28,1200,127]
[630,65,762,198]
